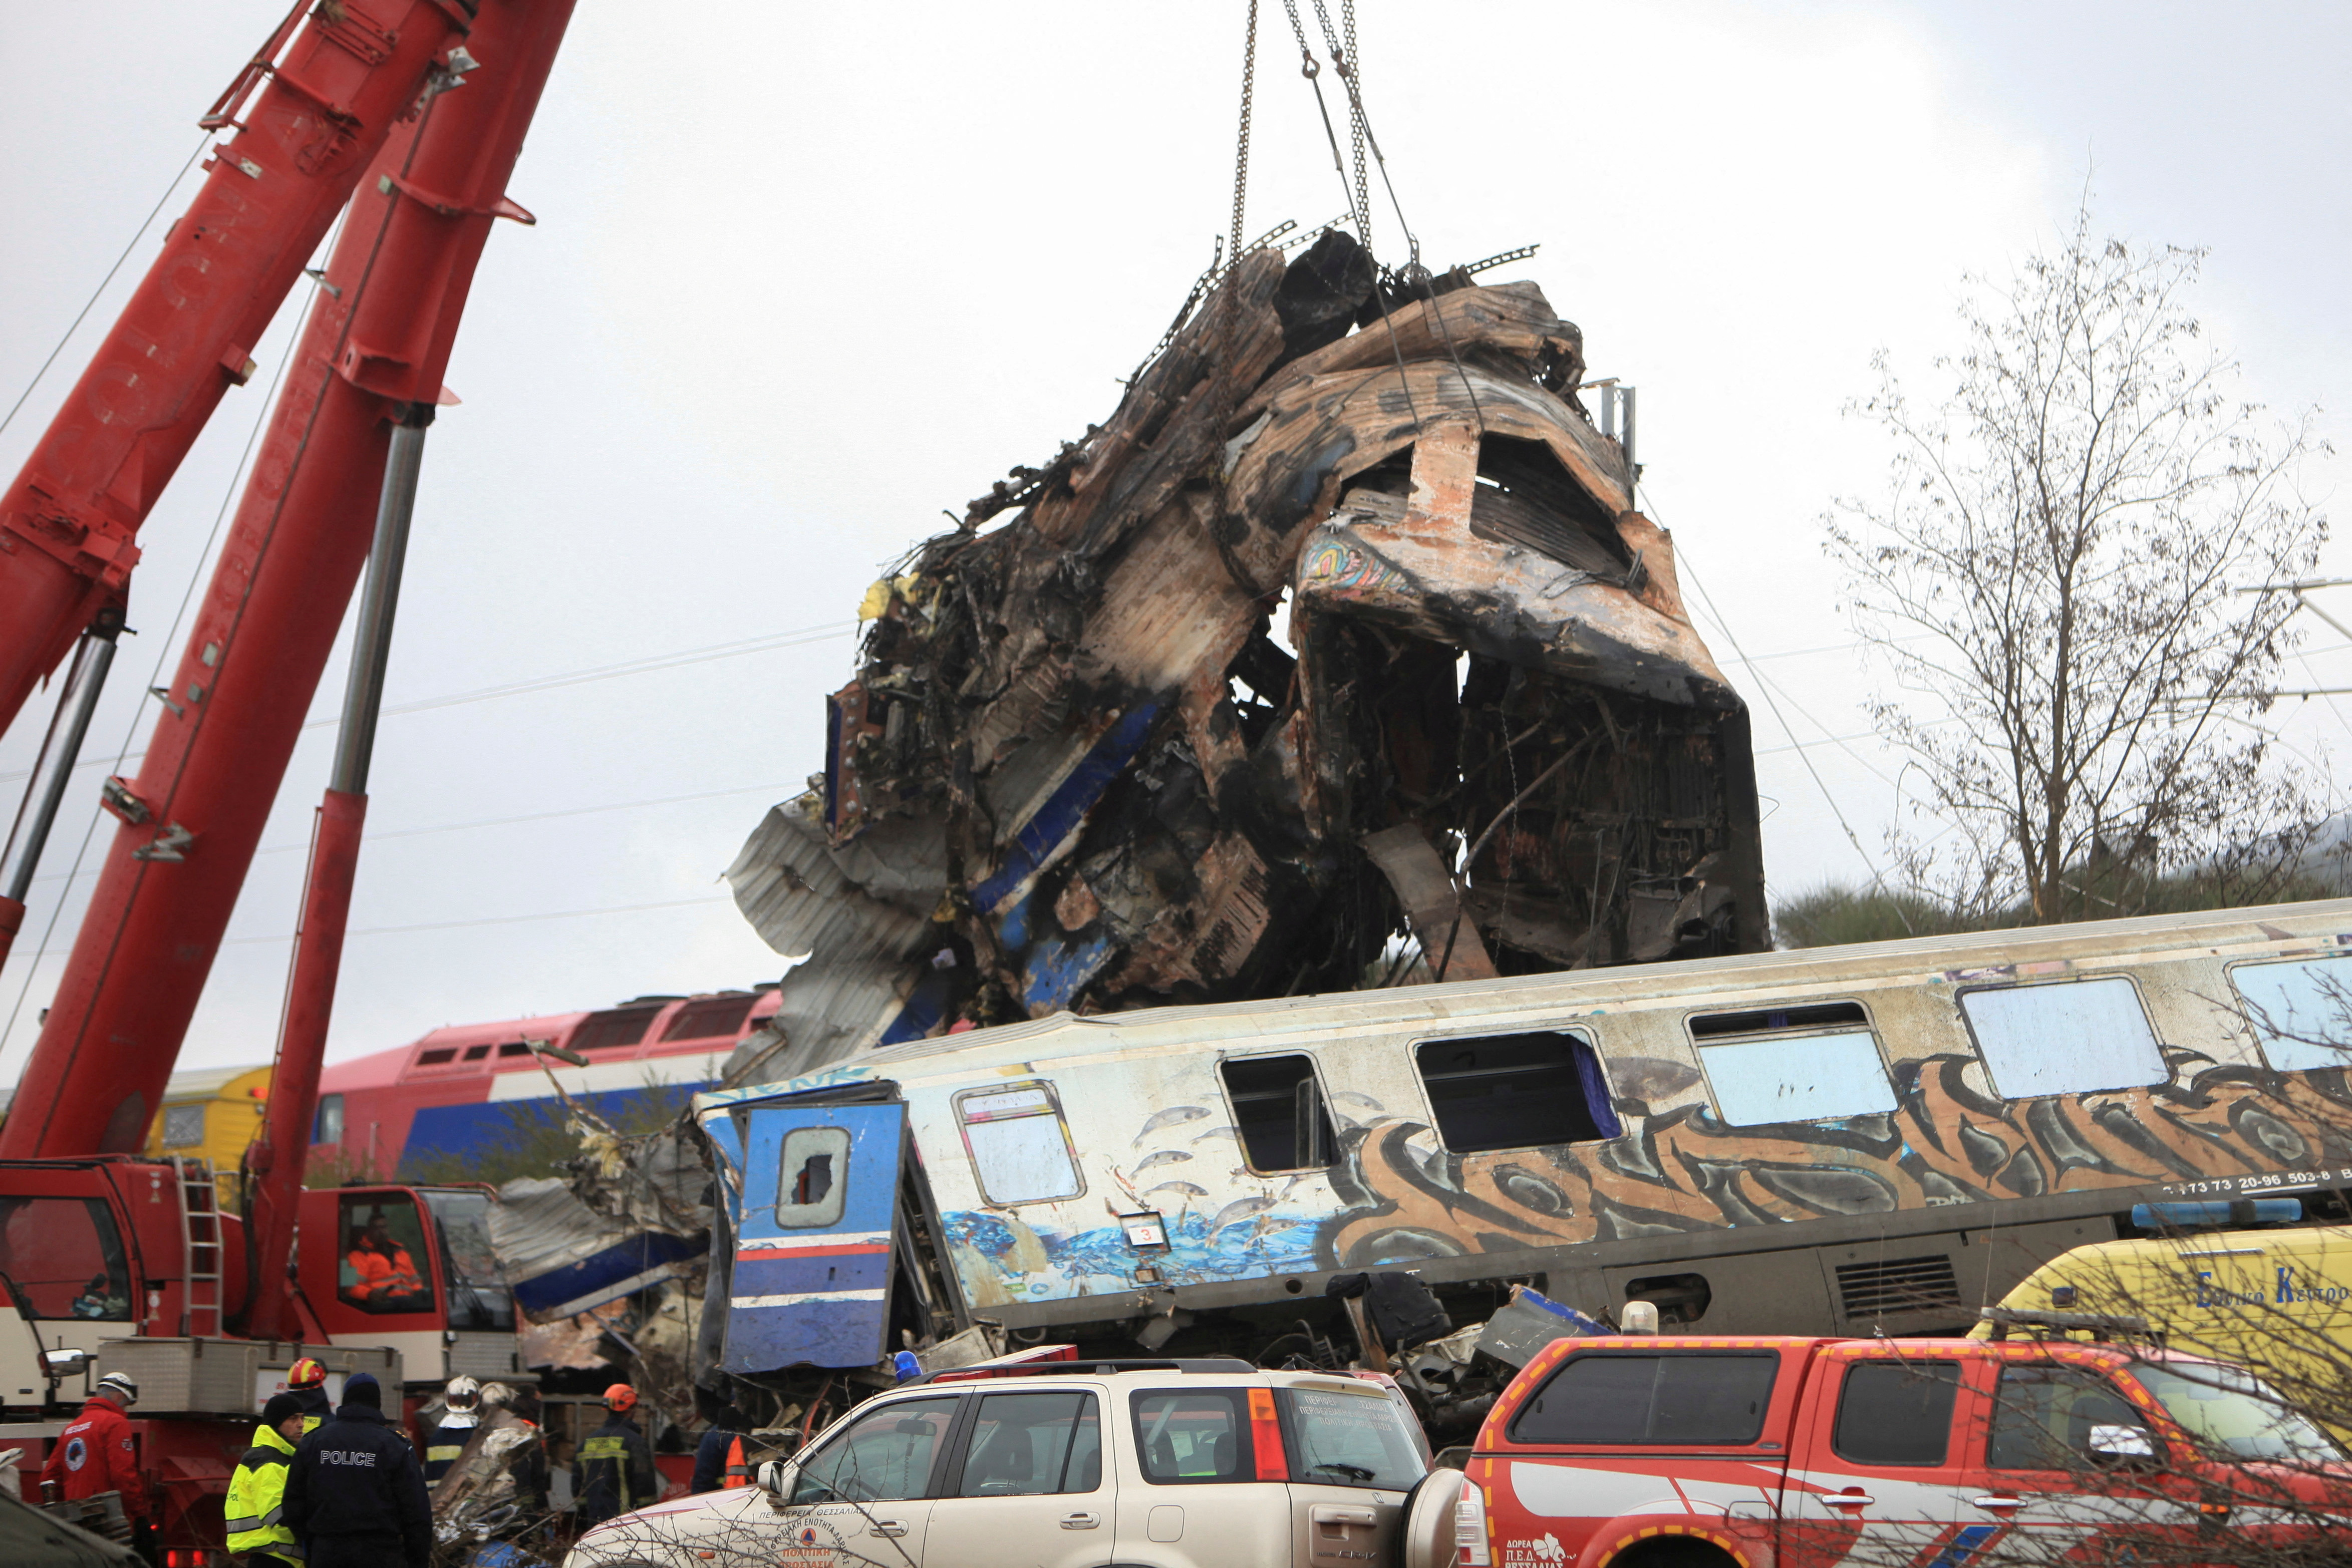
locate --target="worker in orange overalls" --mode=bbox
[347,1210,426,1310]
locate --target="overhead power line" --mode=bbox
[1,619,857,791]
[218,892,734,946]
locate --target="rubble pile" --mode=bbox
[724,231,1763,1083]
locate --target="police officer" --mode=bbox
[422,1375,481,1483]
[283,1371,431,1568]
[572,1384,657,1526]
[226,1392,308,1568]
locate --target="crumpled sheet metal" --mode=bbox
[488,1176,705,1323]
[724,233,1766,1069]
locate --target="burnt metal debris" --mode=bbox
[723,231,1765,1083]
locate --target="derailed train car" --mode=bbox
[693,898,2352,1422]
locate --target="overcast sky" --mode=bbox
[2,2,2346,1079]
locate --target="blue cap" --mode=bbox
[893,1351,921,1383]
[344,1371,381,1408]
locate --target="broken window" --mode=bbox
[1219,1054,1336,1172]
[1689,1003,1895,1126]
[2229,955,2352,1073]
[774,1126,851,1228]
[1958,978,2166,1098]
[1413,1030,1621,1153]
[956,1082,1083,1207]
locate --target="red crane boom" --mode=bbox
[0,0,478,737]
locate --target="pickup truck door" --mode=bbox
[1956,1358,2190,1555]
[1780,1350,1969,1568]
[721,1101,906,1372]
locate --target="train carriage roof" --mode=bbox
[700,895,2352,1111]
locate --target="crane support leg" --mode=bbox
[242,409,424,1341]
[0,612,124,969]
[0,0,579,1164]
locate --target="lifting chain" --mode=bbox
[1229,0,1260,268]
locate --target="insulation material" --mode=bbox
[724,233,1764,1073]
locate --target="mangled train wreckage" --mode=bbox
[720,232,1768,1083]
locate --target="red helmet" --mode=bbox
[604,1383,638,1413]
[287,1358,328,1390]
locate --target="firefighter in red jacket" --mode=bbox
[41,1373,146,1531]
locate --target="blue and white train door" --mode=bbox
[719,1100,907,1371]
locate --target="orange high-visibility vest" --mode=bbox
[722,1435,750,1488]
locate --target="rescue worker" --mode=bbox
[39,1371,146,1539]
[226,1392,308,1568]
[422,1375,481,1483]
[283,1371,431,1568]
[571,1384,657,1526]
[345,1212,426,1311]
[689,1403,751,1494]
[286,1358,334,1430]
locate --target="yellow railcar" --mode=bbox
[144,1063,271,1204]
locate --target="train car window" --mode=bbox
[1832,1360,1962,1465]
[313,1093,345,1146]
[661,994,758,1042]
[1689,1002,1869,1037]
[415,1048,458,1066]
[497,1042,533,1058]
[774,1126,852,1228]
[956,1082,1084,1206]
[0,1197,132,1319]
[1508,1351,1779,1446]
[1219,1055,1336,1172]
[1958,978,2166,1097]
[569,1004,663,1051]
[1694,1025,1896,1126]
[162,1104,206,1148]
[2229,955,2352,1073]
[1414,1031,1621,1153]
[461,1044,491,1062]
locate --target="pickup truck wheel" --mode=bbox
[1609,1538,1740,1568]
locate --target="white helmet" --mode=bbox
[445,1375,481,1411]
[96,1372,138,1407]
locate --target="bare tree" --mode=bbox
[1827,199,2331,924]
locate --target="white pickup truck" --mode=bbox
[562,1356,1468,1568]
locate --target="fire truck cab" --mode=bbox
[0,1159,522,1549]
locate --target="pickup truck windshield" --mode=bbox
[2133,1363,2344,1465]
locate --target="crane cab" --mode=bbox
[299,1183,530,1390]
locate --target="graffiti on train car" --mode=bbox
[938,1050,2352,1303]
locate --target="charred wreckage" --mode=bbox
[723,231,1764,1080]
